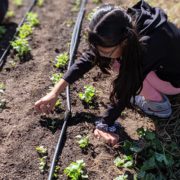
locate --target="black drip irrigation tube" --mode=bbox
[47,0,87,179]
[0,0,38,68]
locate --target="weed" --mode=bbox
[53,165,60,179]
[86,8,97,21]
[35,146,47,155]
[71,0,81,12]
[92,0,102,4]
[0,83,6,93]
[38,156,47,173]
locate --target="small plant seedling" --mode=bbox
[0,83,6,93]
[13,0,23,7]
[9,60,17,68]
[114,155,133,168]
[11,38,31,57]
[55,99,62,108]
[65,19,74,28]
[18,23,33,39]
[86,8,97,21]
[55,52,68,68]
[78,85,96,104]
[64,159,88,180]
[37,0,44,7]
[6,11,15,18]
[53,165,60,179]
[26,12,40,27]
[38,156,47,173]
[0,26,6,38]
[50,73,63,85]
[71,0,81,12]
[76,135,89,149]
[35,146,47,155]
[114,174,128,180]
[92,0,102,4]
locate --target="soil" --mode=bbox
[0,0,179,180]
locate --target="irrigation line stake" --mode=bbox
[0,0,38,68]
[47,0,87,179]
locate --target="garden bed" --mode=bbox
[0,0,179,179]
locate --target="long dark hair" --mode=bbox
[88,4,143,110]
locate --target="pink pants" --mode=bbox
[112,60,180,102]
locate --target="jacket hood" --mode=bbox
[127,0,168,35]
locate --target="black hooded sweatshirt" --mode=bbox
[62,0,180,125]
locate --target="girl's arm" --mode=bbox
[146,71,180,95]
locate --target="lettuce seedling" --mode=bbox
[64,159,88,180]
[37,0,44,7]
[86,8,97,21]
[35,146,47,155]
[0,26,6,38]
[18,23,33,39]
[50,73,63,85]
[38,156,47,173]
[114,155,133,168]
[55,52,68,68]
[76,135,89,149]
[114,174,128,180]
[71,0,81,12]
[78,85,96,104]
[13,0,23,7]
[53,165,60,179]
[26,12,40,27]
[11,38,31,57]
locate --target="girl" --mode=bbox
[35,0,180,146]
[0,0,8,23]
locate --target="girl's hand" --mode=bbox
[35,92,58,114]
[94,128,119,146]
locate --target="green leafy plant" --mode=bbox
[53,165,60,179]
[13,0,23,7]
[64,159,88,180]
[92,0,102,4]
[0,83,6,93]
[78,85,96,104]
[114,155,133,168]
[6,11,15,18]
[86,8,97,21]
[50,73,63,84]
[18,23,33,39]
[0,26,6,38]
[114,174,128,180]
[38,156,47,173]
[55,99,62,108]
[71,0,81,12]
[55,52,68,68]
[26,12,40,27]
[11,38,31,57]
[35,146,47,155]
[76,135,89,149]
[37,0,44,7]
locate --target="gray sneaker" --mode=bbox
[131,95,172,118]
